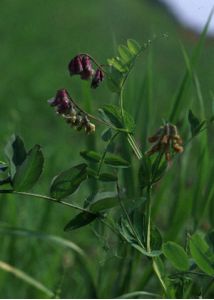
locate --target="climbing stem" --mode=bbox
[146,186,152,253]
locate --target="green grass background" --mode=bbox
[0,0,213,298]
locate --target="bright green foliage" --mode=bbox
[107,39,142,93]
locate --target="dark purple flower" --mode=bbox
[91,68,104,88]
[68,55,83,75]
[80,55,94,80]
[48,89,71,114]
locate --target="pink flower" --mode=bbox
[48,89,71,114]
[91,68,104,88]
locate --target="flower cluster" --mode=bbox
[147,123,183,161]
[48,89,95,134]
[68,54,104,89]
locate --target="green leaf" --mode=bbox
[64,212,97,231]
[123,111,136,133]
[80,150,101,163]
[118,45,133,64]
[80,150,130,168]
[162,241,189,271]
[107,57,127,73]
[99,104,122,128]
[89,191,118,212]
[99,173,118,182]
[99,104,135,132]
[90,194,144,213]
[107,66,124,93]
[86,167,97,179]
[189,233,214,276]
[133,210,162,253]
[119,217,161,257]
[50,163,87,200]
[127,39,141,55]
[151,154,167,184]
[119,218,135,243]
[13,145,44,191]
[101,128,112,142]
[5,135,27,177]
[104,153,130,168]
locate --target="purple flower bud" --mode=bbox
[80,55,94,80]
[48,89,71,114]
[68,55,83,75]
[91,69,104,89]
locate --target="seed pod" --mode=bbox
[161,135,169,144]
[147,123,183,162]
[148,135,159,143]
[173,144,183,153]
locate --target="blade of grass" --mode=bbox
[116,290,161,299]
[0,225,98,298]
[0,260,54,297]
[169,10,213,123]
[0,226,85,257]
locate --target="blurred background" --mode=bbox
[0,0,213,298]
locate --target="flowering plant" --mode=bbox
[0,37,213,298]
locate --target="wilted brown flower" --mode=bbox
[147,123,183,161]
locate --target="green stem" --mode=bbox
[13,191,94,214]
[152,259,167,293]
[145,186,167,293]
[118,69,143,160]
[146,186,152,253]
[127,134,142,160]
[120,88,125,121]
